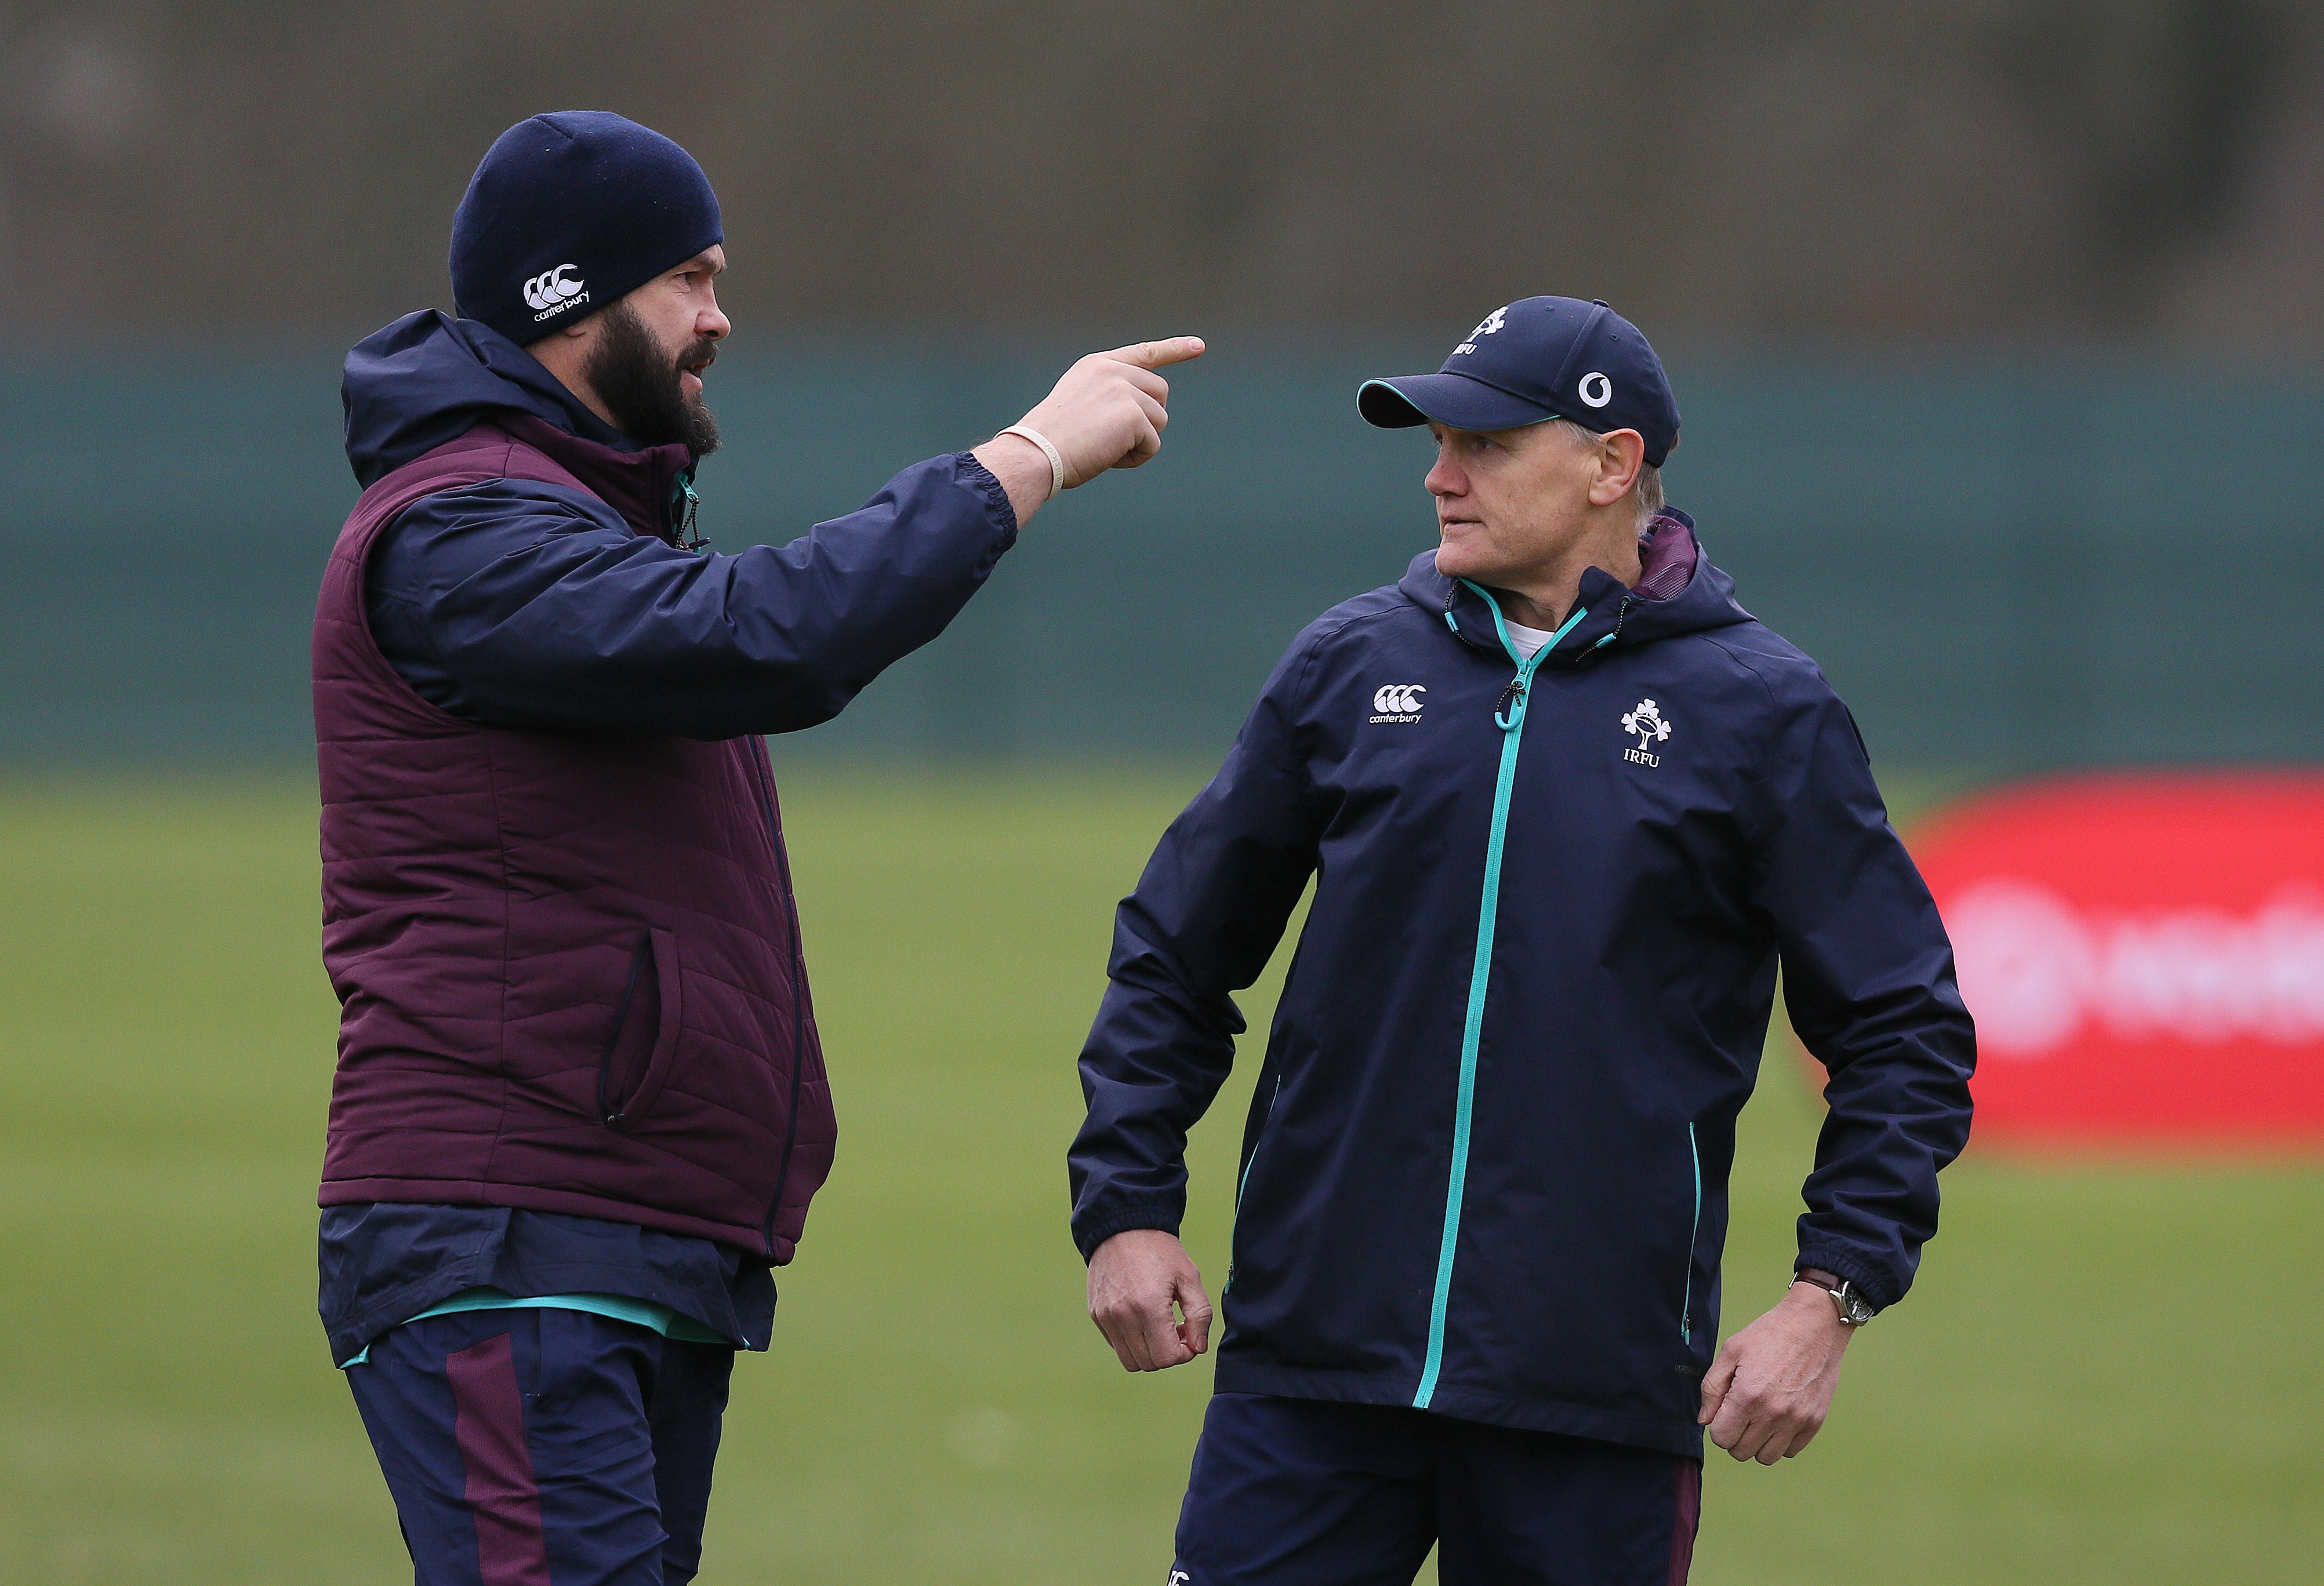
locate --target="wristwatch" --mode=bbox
[1793,1268,1877,1327]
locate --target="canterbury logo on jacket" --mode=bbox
[1068,512,1976,1458]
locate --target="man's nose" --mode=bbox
[698,298,731,342]
[1425,450,1462,497]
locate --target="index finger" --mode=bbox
[1104,336,1206,370]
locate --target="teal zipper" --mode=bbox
[1681,1122,1701,1344]
[1413,586,1588,1410]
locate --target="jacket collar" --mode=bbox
[343,308,694,541]
[491,411,692,542]
[1399,510,1753,665]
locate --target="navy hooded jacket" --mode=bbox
[1069,516,1976,1458]
[342,310,1018,736]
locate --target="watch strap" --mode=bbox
[1793,1269,1875,1326]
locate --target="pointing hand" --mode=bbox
[972,337,1206,523]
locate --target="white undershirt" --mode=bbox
[1504,620,1554,661]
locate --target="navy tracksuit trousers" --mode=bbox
[346,1309,733,1585]
[1172,1394,1701,1586]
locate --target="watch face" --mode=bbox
[1838,1286,1876,1325]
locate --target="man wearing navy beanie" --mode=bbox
[318,111,1201,1584]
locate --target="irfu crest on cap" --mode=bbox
[1453,304,1509,357]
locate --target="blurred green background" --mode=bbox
[1,770,2316,1584]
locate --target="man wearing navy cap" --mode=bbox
[316,111,1200,1584]
[1070,298,1974,1582]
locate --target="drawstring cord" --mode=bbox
[1589,595,1635,653]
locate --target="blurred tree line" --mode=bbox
[1,0,2315,346]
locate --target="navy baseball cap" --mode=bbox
[1358,296,1680,465]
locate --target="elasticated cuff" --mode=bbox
[954,451,1020,545]
[1072,1198,1183,1264]
[1795,1249,1900,1313]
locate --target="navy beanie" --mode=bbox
[449,112,722,347]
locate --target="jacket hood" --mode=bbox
[1398,509,1754,664]
[342,310,637,487]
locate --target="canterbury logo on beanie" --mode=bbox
[449,111,722,349]
[521,265,587,314]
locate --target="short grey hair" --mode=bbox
[1552,418,1664,532]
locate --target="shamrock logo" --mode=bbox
[1621,698,1672,754]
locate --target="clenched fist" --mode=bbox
[972,337,1205,523]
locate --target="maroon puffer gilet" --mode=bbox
[313,419,833,1259]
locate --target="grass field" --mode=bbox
[0,767,2316,1584]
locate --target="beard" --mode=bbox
[582,300,721,456]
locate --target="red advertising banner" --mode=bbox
[1911,772,2324,1150]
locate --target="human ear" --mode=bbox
[1588,430,1646,507]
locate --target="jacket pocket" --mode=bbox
[1236,1071,1284,1210]
[596,927,685,1129]
[1678,1121,1704,1344]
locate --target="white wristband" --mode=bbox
[997,424,1066,502]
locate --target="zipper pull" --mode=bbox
[1494,675,1527,730]
[675,475,707,552]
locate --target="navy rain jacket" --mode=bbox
[342,310,1018,736]
[1070,517,1976,1458]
